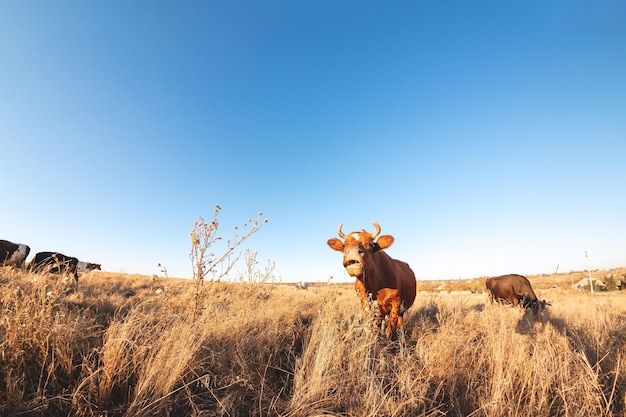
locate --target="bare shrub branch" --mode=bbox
[190,205,269,283]
[238,249,277,285]
[189,206,269,320]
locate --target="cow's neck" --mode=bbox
[361,251,395,292]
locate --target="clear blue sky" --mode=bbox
[1,1,625,282]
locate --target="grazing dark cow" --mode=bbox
[30,252,79,282]
[0,239,31,268]
[77,261,102,274]
[486,274,550,316]
[327,222,417,339]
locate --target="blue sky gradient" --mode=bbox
[2,1,625,281]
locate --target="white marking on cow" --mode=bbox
[399,301,408,314]
[351,233,360,241]
[77,261,88,273]
[3,244,29,267]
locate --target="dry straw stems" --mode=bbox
[1,265,626,416]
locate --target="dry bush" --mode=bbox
[189,206,269,321]
[190,206,269,283]
[1,267,626,417]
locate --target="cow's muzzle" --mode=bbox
[344,260,363,277]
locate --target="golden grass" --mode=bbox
[1,268,625,416]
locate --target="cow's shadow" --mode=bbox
[404,299,486,337]
[411,300,440,325]
[516,309,543,334]
[515,308,567,335]
[403,298,567,341]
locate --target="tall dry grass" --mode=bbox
[1,268,625,416]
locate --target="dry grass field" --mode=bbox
[1,267,625,417]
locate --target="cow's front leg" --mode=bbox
[354,279,370,314]
[377,289,401,339]
[373,305,385,335]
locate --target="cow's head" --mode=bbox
[87,263,102,271]
[532,299,551,320]
[327,222,394,278]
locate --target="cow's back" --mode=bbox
[32,251,56,268]
[31,252,79,275]
[510,275,537,300]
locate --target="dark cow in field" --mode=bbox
[30,252,80,282]
[327,222,417,339]
[0,239,31,268]
[77,261,102,274]
[486,274,550,316]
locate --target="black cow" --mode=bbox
[0,239,31,268]
[30,252,80,282]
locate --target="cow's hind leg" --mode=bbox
[386,298,402,339]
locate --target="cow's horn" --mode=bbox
[370,222,381,239]
[337,223,346,239]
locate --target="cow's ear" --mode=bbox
[375,235,394,250]
[327,238,344,252]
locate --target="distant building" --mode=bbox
[574,277,606,290]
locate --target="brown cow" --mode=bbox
[327,222,416,339]
[0,239,31,268]
[486,274,550,316]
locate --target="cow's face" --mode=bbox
[327,222,394,278]
[88,263,102,271]
[532,299,551,321]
